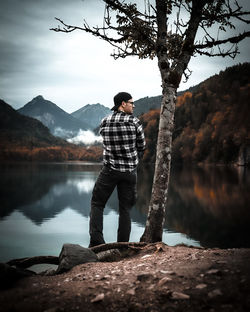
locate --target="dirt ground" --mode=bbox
[1,243,250,312]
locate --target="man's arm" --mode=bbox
[135,119,146,159]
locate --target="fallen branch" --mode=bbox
[7,256,59,269]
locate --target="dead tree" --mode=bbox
[51,0,250,243]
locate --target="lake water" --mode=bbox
[0,162,250,263]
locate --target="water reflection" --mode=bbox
[0,162,249,262]
[165,166,250,248]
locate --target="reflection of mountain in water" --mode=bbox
[1,163,250,248]
[0,163,102,224]
[0,163,66,220]
[0,162,148,226]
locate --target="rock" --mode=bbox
[160,270,175,275]
[56,244,98,274]
[0,263,35,289]
[206,269,220,275]
[126,288,136,295]
[171,291,190,300]
[195,283,207,289]
[158,276,172,286]
[208,289,222,298]
[91,293,105,303]
[40,268,57,276]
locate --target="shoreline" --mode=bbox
[1,243,250,312]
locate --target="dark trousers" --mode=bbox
[89,166,137,247]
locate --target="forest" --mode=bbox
[0,99,103,162]
[141,63,250,165]
[1,63,249,164]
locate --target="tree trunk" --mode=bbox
[140,0,203,243]
[140,0,177,243]
[140,82,176,243]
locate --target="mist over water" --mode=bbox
[67,129,102,145]
[53,127,102,145]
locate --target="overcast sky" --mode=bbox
[0,0,249,113]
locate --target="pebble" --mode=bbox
[160,270,175,275]
[206,269,220,275]
[136,263,146,268]
[208,289,222,298]
[91,293,105,303]
[216,260,227,264]
[196,283,207,289]
[141,254,151,259]
[126,288,136,295]
[158,277,172,286]
[171,291,190,300]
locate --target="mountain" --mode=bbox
[0,99,67,147]
[140,62,250,165]
[18,95,90,138]
[133,95,161,116]
[0,99,103,162]
[133,86,199,117]
[71,103,111,130]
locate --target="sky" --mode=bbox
[0,0,249,113]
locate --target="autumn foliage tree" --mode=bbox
[52,0,250,243]
[141,63,250,165]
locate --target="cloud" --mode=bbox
[0,0,249,112]
[67,129,102,145]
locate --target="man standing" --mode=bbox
[89,92,146,247]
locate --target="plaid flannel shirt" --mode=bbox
[100,111,146,172]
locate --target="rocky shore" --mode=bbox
[0,243,250,312]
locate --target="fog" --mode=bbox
[67,129,102,145]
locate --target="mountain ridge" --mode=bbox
[0,98,67,147]
[18,95,91,138]
[71,103,111,130]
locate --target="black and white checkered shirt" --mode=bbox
[100,111,146,172]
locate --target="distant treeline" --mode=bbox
[141,63,250,164]
[1,63,249,164]
[0,143,103,162]
[0,98,103,162]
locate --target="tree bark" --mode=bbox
[140,0,177,243]
[140,0,205,243]
[140,83,176,242]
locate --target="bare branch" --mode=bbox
[50,17,128,44]
[194,30,250,50]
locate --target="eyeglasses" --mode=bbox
[126,101,134,105]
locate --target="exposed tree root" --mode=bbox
[7,256,59,269]
[5,242,164,269]
[90,241,148,253]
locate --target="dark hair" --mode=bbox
[111,92,132,111]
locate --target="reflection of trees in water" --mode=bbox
[136,164,154,214]
[2,163,250,248]
[166,166,250,248]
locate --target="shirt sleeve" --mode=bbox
[135,118,146,152]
